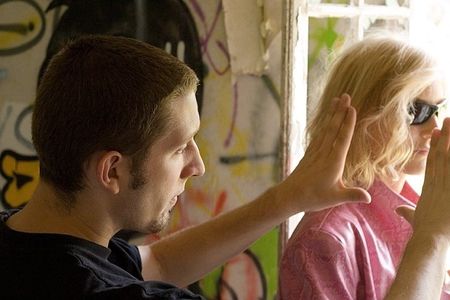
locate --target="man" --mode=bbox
[0,35,447,299]
[0,35,369,299]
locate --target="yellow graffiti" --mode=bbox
[0,15,39,47]
[0,151,39,208]
[0,0,46,55]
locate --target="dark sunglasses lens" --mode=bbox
[411,103,438,125]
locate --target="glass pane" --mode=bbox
[364,0,409,7]
[308,0,351,5]
[307,17,352,115]
[363,17,408,36]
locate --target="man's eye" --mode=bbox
[176,146,187,154]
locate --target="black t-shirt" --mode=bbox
[0,210,204,299]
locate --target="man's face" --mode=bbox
[122,92,205,233]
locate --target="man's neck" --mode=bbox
[6,182,115,247]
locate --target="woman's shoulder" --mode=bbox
[289,203,370,247]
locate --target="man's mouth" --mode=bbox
[169,191,184,211]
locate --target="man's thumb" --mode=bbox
[395,205,415,225]
[344,187,371,204]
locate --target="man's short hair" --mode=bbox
[32,35,198,199]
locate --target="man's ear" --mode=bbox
[96,151,125,195]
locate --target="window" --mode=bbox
[281,0,450,241]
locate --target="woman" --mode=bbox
[279,36,449,299]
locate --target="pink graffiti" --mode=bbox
[187,0,238,147]
[188,0,230,75]
[142,188,228,243]
[220,251,265,300]
[168,188,229,233]
[223,82,238,147]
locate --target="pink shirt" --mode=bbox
[279,180,450,300]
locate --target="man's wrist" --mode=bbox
[408,230,449,255]
[258,184,295,223]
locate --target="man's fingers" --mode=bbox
[435,119,450,186]
[343,187,371,204]
[422,128,440,196]
[329,105,356,167]
[306,97,340,156]
[395,205,415,226]
[319,94,353,158]
[442,119,450,190]
[307,187,371,212]
[332,187,371,207]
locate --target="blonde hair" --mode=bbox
[308,36,441,189]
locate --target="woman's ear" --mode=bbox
[96,151,124,194]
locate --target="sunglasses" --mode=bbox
[409,100,447,125]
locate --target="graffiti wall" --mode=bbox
[0,0,282,299]
[0,0,52,209]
